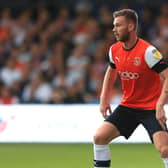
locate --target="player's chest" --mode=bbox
[113,51,146,72]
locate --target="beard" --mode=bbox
[115,30,130,42]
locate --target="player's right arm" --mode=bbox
[100,66,117,118]
[100,46,117,118]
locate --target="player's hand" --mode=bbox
[100,100,112,118]
[156,104,167,130]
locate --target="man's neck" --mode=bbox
[123,35,138,50]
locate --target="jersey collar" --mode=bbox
[122,38,139,51]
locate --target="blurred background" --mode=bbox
[0,0,168,104]
[0,1,168,168]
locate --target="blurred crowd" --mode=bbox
[0,1,168,104]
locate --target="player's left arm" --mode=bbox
[156,67,168,129]
[145,46,168,129]
[158,67,168,106]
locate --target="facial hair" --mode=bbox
[119,30,130,42]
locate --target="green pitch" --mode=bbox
[0,143,164,168]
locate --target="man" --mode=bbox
[93,9,168,168]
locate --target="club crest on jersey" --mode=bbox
[152,49,162,59]
[134,57,140,66]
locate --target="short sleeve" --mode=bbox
[144,46,163,68]
[109,46,116,69]
[144,46,168,73]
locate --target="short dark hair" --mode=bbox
[113,9,138,27]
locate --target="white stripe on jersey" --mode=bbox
[144,46,163,68]
[109,46,114,64]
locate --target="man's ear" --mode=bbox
[128,23,135,32]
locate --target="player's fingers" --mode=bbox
[100,108,107,118]
[159,120,166,130]
[162,116,167,123]
[102,111,106,118]
[101,107,110,118]
[105,106,112,117]
[108,107,112,114]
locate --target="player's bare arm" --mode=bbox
[156,68,168,130]
[100,66,117,118]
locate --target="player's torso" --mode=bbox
[114,45,147,79]
[111,39,161,109]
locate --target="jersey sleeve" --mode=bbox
[144,46,168,73]
[109,46,116,69]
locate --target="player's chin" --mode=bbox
[117,37,125,42]
[116,38,122,42]
[115,36,121,41]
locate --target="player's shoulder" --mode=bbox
[109,41,122,52]
[136,39,158,56]
[108,42,122,64]
[137,38,151,48]
[142,39,161,58]
[142,40,163,68]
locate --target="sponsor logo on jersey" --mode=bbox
[134,57,140,66]
[118,71,139,80]
[152,49,162,59]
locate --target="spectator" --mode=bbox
[0,56,22,87]
[64,80,85,104]
[0,85,19,104]
[22,72,52,103]
[49,87,65,104]
[87,41,108,100]
[65,44,89,87]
